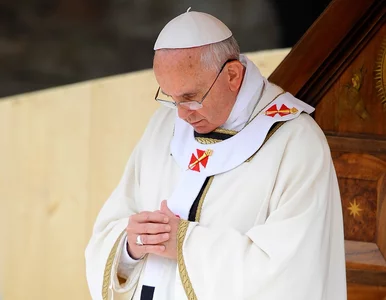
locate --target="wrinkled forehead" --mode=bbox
[153,48,208,94]
[153,48,203,74]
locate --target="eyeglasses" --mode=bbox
[154,59,237,110]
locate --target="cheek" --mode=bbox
[206,94,230,123]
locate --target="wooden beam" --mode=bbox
[345,240,386,271]
[269,0,385,107]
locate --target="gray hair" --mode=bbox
[200,36,240,72]
[154,36,240,72]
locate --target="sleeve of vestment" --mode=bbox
[177,116,346,300]
[118,236,143,267]
[85,107,174,300]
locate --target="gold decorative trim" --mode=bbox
[195,176,214,222]
[177,220,198,300]
[375,37,386,110]
[178,176,214,299]
[213,127,238,135]
[102,230,126,300]
[195,137,222,144]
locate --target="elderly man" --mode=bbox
[85,9,347,300]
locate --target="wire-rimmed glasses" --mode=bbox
[154,59,237,110]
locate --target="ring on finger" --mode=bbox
[136,235,144,246]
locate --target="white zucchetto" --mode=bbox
[154,7,232,50]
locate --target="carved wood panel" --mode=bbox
[314,25,386,135]
[332,152,386,294]
[340,177,377,242]
[333,152,386,249]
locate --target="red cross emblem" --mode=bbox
[188,149,213,172]
[265,104,298,117]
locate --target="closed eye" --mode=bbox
[182,93,197,100]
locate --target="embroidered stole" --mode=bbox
[139,84,314,299]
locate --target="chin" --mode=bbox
[192,123,215,134]
[194,127,211,134]
[188,119,216,133]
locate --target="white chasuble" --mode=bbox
[85,63,346,299]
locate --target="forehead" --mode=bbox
[153,48,208,95]
[154,48,202,75]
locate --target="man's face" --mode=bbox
[153,48,239,134]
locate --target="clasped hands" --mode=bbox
[126,200,181,261]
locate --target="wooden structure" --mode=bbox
[269,0,386,298]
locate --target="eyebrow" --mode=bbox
[161,89,198,98]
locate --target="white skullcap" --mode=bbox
[154,7,232,50]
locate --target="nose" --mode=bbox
[177,105,194,120]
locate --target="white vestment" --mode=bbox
[85,56,347,300]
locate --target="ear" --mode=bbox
[226,61,245,92]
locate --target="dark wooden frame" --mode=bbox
[269,0,385,108]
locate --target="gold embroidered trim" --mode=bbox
[195,176,214,222]
[178,176,214,299]
[195,137,222,144]
[177,220,198,300]
[102,230,126,300]
[213,127,238,135]
[246,122,285,162]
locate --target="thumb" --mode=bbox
[160,200,174,217]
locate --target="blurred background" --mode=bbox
[0,0,331,98]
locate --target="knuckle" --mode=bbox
[126,226,134,234]
[150,224,160,233]
[131,213,140,221]
[139,211,148,219]
[138,224,145,233]
[143,225,150,234]
[152,223,161,232]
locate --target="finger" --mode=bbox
[131,211,169,223]
[140,233,170,245]
[136,223,171,234]
[141,244,166,254]
[160,200,175,217]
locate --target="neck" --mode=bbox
[220,55,265,131]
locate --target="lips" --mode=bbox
[189,120,202,126]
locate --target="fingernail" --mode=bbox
[163,233,169,239]
[165,225,171,231]
[164,217,169,223]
